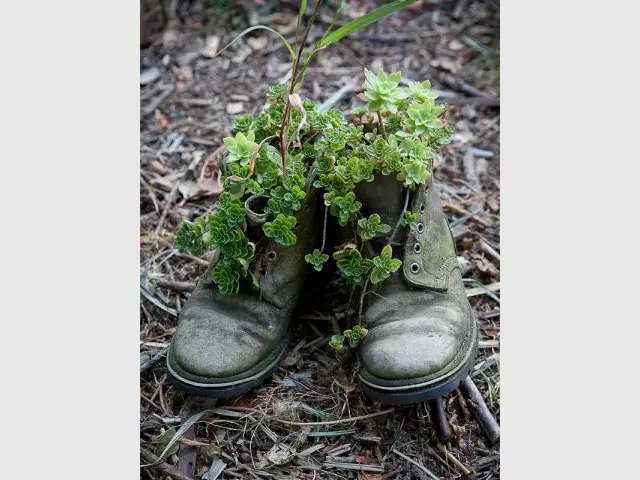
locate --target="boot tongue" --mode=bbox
[355,176,458,292]
[402,181,459,291]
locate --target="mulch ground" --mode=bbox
[140,1,500,479]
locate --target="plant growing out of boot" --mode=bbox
[171,0,453,352]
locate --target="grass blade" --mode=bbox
[318,0,417,48]
[156,409,211,461]
[216,25,296,61]
[299,0,307,18]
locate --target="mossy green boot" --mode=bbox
[354,174,478,405]
[166,189,321,398]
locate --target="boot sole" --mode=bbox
[359,326,479,405]
[166,337,289,398]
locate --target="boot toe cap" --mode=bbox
[362,318,461,380]
[360,296,476,384]
[168,290,288,383]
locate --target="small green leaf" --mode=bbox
[357,213,391,240]
[299,0,307,18]
[370,245,402,284]
[363,68,409,112]
[343,325,369,348]
[333,248,373,284]
[326,191,362,226]
[224,131,258,166]
[263,214,297,246]
[329,335,345,353]
[402,211,418,230]
[212,258,244,296]
[397,159,430,186]
[318,1,418,48]
[174,219,206,255]
[305,249,330,272]
[267,84,288,101]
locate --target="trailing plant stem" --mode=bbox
[279,0,322,176]
[388,189,411,246]
[377,111,387,139]
[320,205,328,252]
[358,277,370,320]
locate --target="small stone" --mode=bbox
[202,35,220,58]
[448,39,465,50]
[226,102,244,115]
[247,36,268,51]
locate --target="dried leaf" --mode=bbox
[149,160,167,175]
[153,110,171,127]
[153,427,179,458]
[175,65,193,82]
[363,474,390,480]
[486,195,499,212]
[356,452,373,464]
[266,443,295,465]
[178,180,202,200]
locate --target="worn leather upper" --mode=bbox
[168,186,320,383]
[356,174,476,384]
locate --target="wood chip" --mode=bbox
[202,35,220,58]
[140,67,161,86]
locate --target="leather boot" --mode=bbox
[354,174,478,405]
[166,187,321,398]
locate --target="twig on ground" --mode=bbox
[437,444,472,475]
[143,85,176,116]
[175,252,210,266]
[317,82,356,113]
[455,388,472,420]
[141,347,169,374]
[324,462,385,473]
[459,376,500,444]
[437,96,500,107]
[154,180,181,239]
[141,176,161,212]
[437,72,495,99]
[151,279,196,293]
[271,408,395,426]
[465,281,500,299]
[140,447,195,480]
[392,448,440,480]
[428,397,453,444]
[479,239,501,263]
[443,201,491,228]
[141,285,179,317]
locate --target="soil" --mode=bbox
[140,1,500,479]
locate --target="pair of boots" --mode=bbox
[166,173,478,405]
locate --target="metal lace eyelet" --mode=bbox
[417,222,424,233]
[410,263,420,273]
[414,242,421,253]
[267,251,277,261]
[419,204,425,214]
